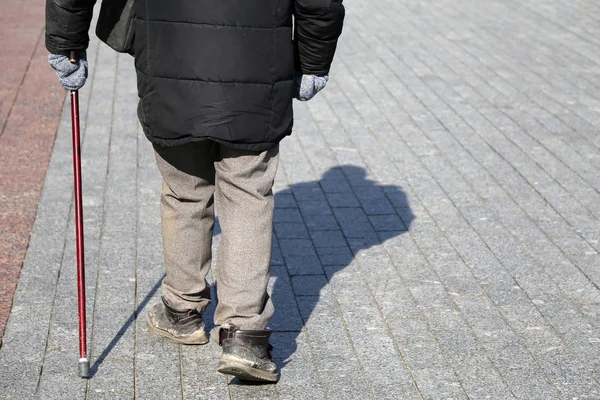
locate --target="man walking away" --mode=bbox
[46,0,344,383]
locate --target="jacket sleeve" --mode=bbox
[46,0,97,55]
[293,0,345,76]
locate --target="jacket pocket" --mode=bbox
[96,0,136,54]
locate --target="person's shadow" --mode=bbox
[264,165,414,374]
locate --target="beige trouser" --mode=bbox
[153,141,279,332]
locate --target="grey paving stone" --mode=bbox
[390,318,450,371]
[569,254,600,290]
[87,358,135,398]
[450,355,517,400]
[368,214,406,232]
[135,322,182,400]
[279,238,318,259]
[181,342,229,400]
[291,275,328,297]
[35,372,87,399]
[501,369,560,400]
[279,238,324,276]
[325,265,415,389]
[274,208,304,223]
[347,327,411,379]
[229,378,280,399]
[0,362,43,398]
[325,192,360,208]
[371,285,422,321]
[370,383,421,400]
[276,368,326,400]
[274,193,297,208]
[315,246,354,266]
[485,340,539,372]
[310,230,348,248]
[302,213,341,231]
[296,302,359,374]
[443,276,484,297]
[283,254,324,276]
[409,282,456,312]
[332,207,378,239]
[297,200,333,216]
[356,195,396,216]
[269,274,304,332]
[537,220,597,255]
[312,369,369,400]
[425,311,483,364]
[291,183,326,202]
[274,222,310,239]
[410,368,468,400]
[556,384,600,400]
[535,348,596,386]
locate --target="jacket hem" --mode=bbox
[143,129,292,152]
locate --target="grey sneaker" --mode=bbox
[146,298,208,345]
[217,326,279,382]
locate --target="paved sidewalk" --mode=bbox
[2,0,600,398]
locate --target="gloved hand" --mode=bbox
[293,73,328,101]
[48,52,88,91]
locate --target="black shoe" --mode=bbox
[217,326,279,383]
[146,297,208,345]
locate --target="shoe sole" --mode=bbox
[217,357,279,383]
[145,313,209,345]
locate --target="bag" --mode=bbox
[96,0,136,54]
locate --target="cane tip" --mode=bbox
[79,358,90,378]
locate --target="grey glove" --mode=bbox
[48,52,88,91]
[294,73,329,101]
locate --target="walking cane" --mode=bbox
[69,50,89,378]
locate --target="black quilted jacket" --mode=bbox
[46,0,345,150]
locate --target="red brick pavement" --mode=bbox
[0,2,66,342]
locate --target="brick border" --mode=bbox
[0,3,66,342]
